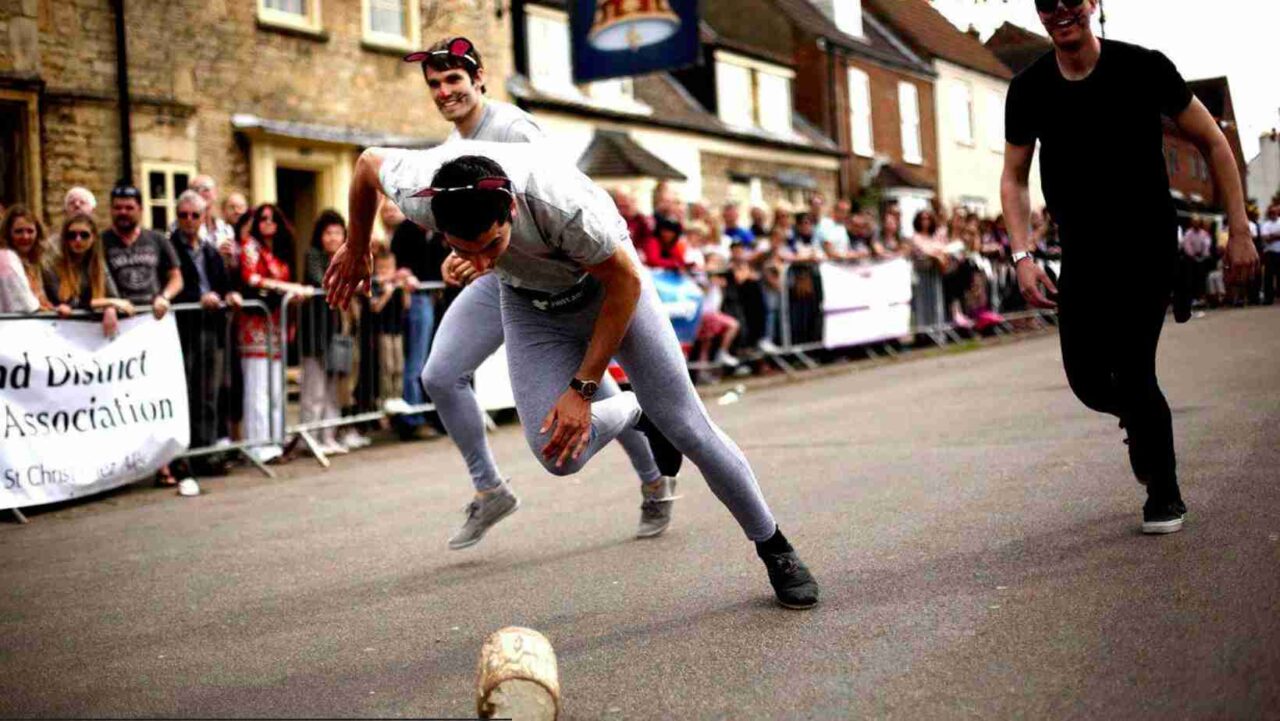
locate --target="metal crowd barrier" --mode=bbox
[278,280,447,467]
[691,255,1060,381]
[169,299,280,478]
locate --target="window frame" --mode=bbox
[141,162,198,232]
[257,0,324,37]
[983,89,1004,152]
[846,66,874,158]
[898,81,923,165]
[714,50,797,134]
[361,0,420,53]
[525,4,577,95]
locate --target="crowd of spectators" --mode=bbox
[1,176,1274,488]
[0,176,443,495]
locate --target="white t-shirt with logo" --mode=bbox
[1260,218,1280,254]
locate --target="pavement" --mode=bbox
[2,306,1278,720]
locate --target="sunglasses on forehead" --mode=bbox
[1035,0,1086,13]
[403,37,478,68]
[410,177,513,199]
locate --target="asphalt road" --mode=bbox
[3,307,1278,720]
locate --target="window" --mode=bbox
[833,0,864,38]
[142,163,196,232]
[899,81,923,165]
[984,89,1004,151]
[715,59,754,128]
[951,81,973,146]
[756,71,793,135]
[715,51,796,135]
[258,0,322,35]
[526,6,575,94]
[847,67,873,157]
[363,0,419,51]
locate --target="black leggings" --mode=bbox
[1057,270,1177,495]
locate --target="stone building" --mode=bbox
[1,0,510,271]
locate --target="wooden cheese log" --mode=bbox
[476,626,560,721]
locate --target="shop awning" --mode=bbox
[577,130,687,181]
[231,114,437,148]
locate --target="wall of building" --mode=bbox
[1247,133,1280,207]
[1163,131,1216,207]
[3,0,513,225]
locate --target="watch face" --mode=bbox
[581,381,599,398]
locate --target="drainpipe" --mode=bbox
[112,0,134,184]
[821,38,845,196]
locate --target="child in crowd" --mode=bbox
[370,248,412,416]
[694,254,742,379]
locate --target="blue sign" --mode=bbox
[569,0,701,84]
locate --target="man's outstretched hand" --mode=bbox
[323,242,372,309]
[1016,259,1058,309]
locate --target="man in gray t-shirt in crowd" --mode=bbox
[400,37,668,550]
[325,141,820,610]
[102,184,183,319]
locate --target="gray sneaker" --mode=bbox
[448,483,520,550]
[636,476,680,539]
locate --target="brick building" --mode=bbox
[1,0,509,271]
[1163,77,1247,221]
[775,0,940,228]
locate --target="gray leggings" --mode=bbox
[421,273,660,492]
[500,273,777,541]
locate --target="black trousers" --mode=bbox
[1057,261,1178,496]
[1264,251,1280,305]
[179,320,223,451]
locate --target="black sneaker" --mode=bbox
[1173,281,1192,323]
[635,413,683,478]
[1142,498,1187,535]
[758,550,820,609]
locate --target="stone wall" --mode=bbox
[700,151,838,211]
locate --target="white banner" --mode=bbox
[0,314,189,510]
[820,258,914,349]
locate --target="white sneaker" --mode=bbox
[757,338,781,354]
[318,441,348,456]
[247,445,283,464]
[382,397,413,415]
[177,478,201,497]
[340,430,371,450]
[715,349,741,367]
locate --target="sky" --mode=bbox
[929,0,1280,161]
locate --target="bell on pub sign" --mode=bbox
[590,0,682,51]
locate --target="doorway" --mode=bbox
[0,100,30,210]
[275,167,318,280]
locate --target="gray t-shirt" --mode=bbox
[103,228,179,305]
[446,100,544,144]
[378,141,626,294]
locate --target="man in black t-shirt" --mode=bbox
[102,184,184,319]
[1001,0,1258,535]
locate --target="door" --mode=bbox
[275,167,319,281]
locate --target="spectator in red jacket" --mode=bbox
[641,216,688,271]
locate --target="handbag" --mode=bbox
[326,334,356,375]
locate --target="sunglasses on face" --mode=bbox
[1035,0,1085,13]
[411,177,513,199]
[178,211,202,219]
[259,216,276,223]
[66,230,93,241]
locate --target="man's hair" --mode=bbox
[64,187,97,211]
[430,155,512,241]
[176,189,207,214]
[421,37,486,93]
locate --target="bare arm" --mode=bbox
[578,248,642,383]
[1174,98,1259,282]
[323,148,385,308]
[1002,142,1057,308]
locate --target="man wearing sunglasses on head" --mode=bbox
[324,142,820,610]
[400,38,673,550]
[1002,0,1259,534]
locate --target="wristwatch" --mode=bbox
[569,377,599,401]
[1011,251,1034,266]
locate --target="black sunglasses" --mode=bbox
[178,211,202,219]
[65,230,93,241]
[1035,0,1085,13]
